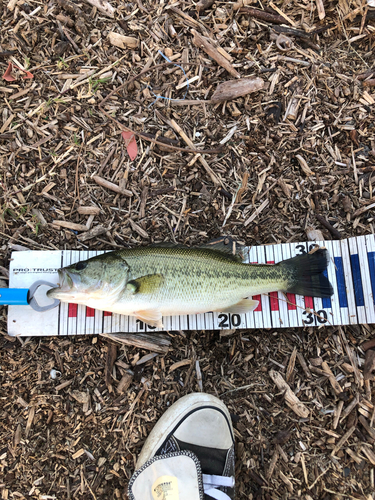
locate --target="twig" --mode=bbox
[331,426,356,456]
[296,352,312,379]
[321,361,342,395]
[340,393,360,422]
[92,175,133,196]
[339,327,362,385]
[57,21,80,53]
[269,1,296,26]
[82,0,115,17]
[271,25,310,39]
[315,0,325,20]
[238,7,287,25]
[314,212,342,239]
[332,400,344,429]
[196,360,203,391]
[269,370,310,418]
[196,0,215,11]
[100,333,170,354]
[52,220,88,231]
[191,30,240,79]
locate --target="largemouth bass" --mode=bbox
[47,241,333,328]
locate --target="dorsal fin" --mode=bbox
[150,237,244,262]
[199,237,244,262]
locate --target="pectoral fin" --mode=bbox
[219,298,259,314]
[126,274,164,294]
[135,310,163,328]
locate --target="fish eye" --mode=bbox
[75,261,87,271]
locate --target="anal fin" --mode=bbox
[135,309,163,328]
[219,298,259,314]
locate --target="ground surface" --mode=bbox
[1,0,375,498]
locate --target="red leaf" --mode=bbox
[3,62,16,81]
[2,62,34,82]
[121,131,138,161]
[22,70,34,80]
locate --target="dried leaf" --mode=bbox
[2,62,33,82]
[121,131,138,161]
[2,62,16,81]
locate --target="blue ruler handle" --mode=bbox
[0,288,29,305]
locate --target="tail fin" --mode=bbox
[281,248,333,298]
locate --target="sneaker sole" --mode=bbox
[136,392,234,468]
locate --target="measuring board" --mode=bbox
[7,234,375,336]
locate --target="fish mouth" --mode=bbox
[47,269,75,299]
[57,269,75,291]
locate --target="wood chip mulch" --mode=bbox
[1,0,375,498]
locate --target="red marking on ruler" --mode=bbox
[305,296,313,309]
[104,311,112,317]
[251,262,262,311]
[266,261,279,311]
[269,292,279,311]
[68,303,77,317]
[287,293,297,310]
[86,307,95,317]
[253,295,262,311]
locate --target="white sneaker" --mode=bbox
[128,393,235,500]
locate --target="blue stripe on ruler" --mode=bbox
[322,269,332,308]
[334,257,348,308]
[350,254,364,307]
[367,252,375,306]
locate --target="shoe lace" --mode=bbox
[202,474,234,500]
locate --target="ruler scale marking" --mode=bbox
[348,237,366,324]
[249,246,263,328]
[357,236,375,324]
[59,250,68,336]
[85,250,96,335]
[243,246,255,330]
[280,244,297,326]
[93,250,104,335]
[265,245,280,329]
[340,239,358,325]
[366,234,375,308]
[332,239,349,325]
[274,244,290,329]
[321,240,341,326]
[309,240,329,328]
[289,242,307,327]
[258,245,272,329]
